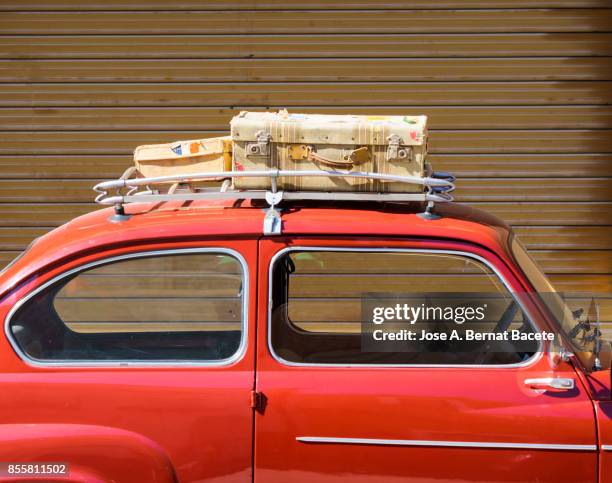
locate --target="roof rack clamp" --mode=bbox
[417,200,441,221]
[263,207,282,235]
[263,189,284,235]
[110,203,132,223]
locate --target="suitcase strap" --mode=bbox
[306,146,371,168]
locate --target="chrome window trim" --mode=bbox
[296,436,596,452]
[268,246,543,368]
[4,247,249,368]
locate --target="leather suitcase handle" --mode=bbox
[307,146,370,168]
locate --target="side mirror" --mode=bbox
[585,300,611,372]
[564,298,609,373]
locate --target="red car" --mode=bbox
[0,169,609,483]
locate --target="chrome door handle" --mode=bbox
[524,377,575,390]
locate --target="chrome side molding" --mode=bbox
[296,437,596,452]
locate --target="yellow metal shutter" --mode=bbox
[0,1,610,321]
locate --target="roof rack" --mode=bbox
[93,169,455,235]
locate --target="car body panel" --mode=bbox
[0,238,258,483]
[0,201,604,482]
[595,401,612,483]
[254,237,598,483]
[0,424,175,483]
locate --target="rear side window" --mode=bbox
[7,249,246,364]
[270,249,538,366]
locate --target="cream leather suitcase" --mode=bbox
[230,110,428,192]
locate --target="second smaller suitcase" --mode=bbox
[134,136,232,179]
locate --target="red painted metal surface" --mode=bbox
[0,235,258,483]
[0,200,606,482]
[0,424,175,482]
[255,236,598,483]
[595,401,612,483]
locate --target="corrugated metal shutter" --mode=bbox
[0,2,610,300]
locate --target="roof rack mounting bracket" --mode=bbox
[263,207,282,235]
[263,190,284,235]
[109,203,132,223]
[417,200,441,221]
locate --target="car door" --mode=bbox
[0,239,257,483]
[255,237,597,483]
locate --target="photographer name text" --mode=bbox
[371,329,554,342]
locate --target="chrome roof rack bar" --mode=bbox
[94,169,452,198]
[98,190,451,206]
[93,169,455,234]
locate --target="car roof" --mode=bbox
[0,200,511,296]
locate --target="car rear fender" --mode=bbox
[0,423,176,483]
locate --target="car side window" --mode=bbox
[270,249,538,366]
[7,249,246,363]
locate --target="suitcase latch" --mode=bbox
[246,130,272,157]
[387,134,411,161]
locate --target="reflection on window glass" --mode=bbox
[9,251,245,362]
[271,250,536,365]
[510,235,611,369]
